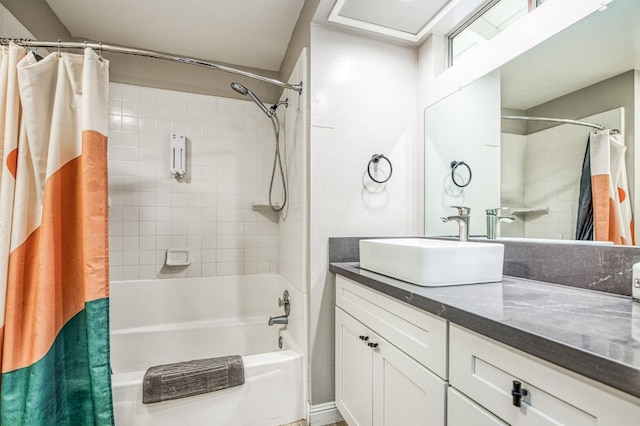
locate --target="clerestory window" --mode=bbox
[448,0,548,66]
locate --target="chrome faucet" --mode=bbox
[441,206,471,242]
[268,315,289,326]
[486,207,515,239]
[268,290,290,326]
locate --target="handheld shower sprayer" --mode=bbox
[230,82,288,212]
[230,82,272,118]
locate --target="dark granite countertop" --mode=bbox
[330,262,640,400]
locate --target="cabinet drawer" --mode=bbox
[336,275,448,379]
[448,387,507,426]
[450,324,640,426]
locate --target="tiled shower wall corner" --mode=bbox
[277,51,307,293]
[108,83,280,281]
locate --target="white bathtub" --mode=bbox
[110,274,305,426]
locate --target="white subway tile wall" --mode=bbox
[500,133,526,237]
[108,83,280,280]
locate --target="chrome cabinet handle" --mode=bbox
[367,342,378,348]
[359,335,369,341]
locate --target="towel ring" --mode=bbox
[450,160,472,188]
[367,154,392,184]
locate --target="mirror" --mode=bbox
[425,0,640,243]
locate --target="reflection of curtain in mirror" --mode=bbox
[578,130,635,245]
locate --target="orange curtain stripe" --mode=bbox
[592,174,623,244]
[2,130,108,373]
[592,174,609,241]
[608,198,622,245]
[81,130,110,303]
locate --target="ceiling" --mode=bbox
[44,0,504,72]
[337,0,450,35]
[44,0,305,72]
[318,0,487,45]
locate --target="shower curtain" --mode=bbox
[0,44,113,424]
[576,137,594,240]
[577,130,634,245]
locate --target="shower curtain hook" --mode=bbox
[98,42,103,62]
[57,39,62,58]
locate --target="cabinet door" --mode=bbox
[372,333,447,426]
[336,307,374,426]
[448,387,508,426]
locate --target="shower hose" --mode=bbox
[268,110,287,212]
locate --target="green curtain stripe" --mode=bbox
[1,298,114,426]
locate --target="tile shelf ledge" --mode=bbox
[510,207,549,215]
[251,202,282,213]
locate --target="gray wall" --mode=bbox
[524,71,635,135]
[279,0,320,88]
[501,71,635,137]
[1,0,70,40]
[96,48,281,103]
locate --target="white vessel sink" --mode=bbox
[359,238,504,287]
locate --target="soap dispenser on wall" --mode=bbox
[170,133,186,178]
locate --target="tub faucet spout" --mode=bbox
[268,314,288,326]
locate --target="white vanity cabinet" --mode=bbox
[335,273,640,426]
[449,324,640,425]
[335,276,448,426]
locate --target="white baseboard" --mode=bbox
[309,402,343,425]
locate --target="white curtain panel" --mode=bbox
[590,130,634,245]
[0,43,27,332]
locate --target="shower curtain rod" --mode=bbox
[501,115,605,131]
[0,38,303,93]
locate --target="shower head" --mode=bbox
[230,82,248,96]
[230,82,272,117]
